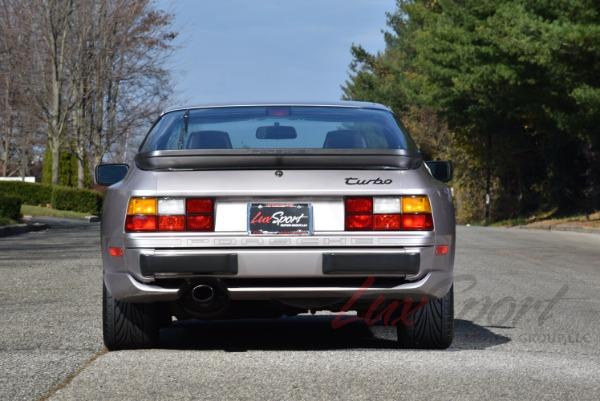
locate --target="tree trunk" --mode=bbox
[1,129,9,177]
[1,115,9,177]
[50,136,60,185]
[76,154,85,188]
[19,133,28,178]
[1,77,11,177]
[45,0,74,185]
[72,82,85,189]
[484,130,492,225]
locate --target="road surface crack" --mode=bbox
[36,348,107,401]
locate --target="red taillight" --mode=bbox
[402,213,433,230]
[344,196,433,231]
[187,215,214,231]
[125,215,157,232]
[125,197,214,232]
[158,215,185,231]
[186,198,213,214]
[186,198,214,231]
[374,214,402,230]
[345,197,373,213]
[345,214,373,230]
[345,197,374,231]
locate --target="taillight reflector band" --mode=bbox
[344,196,433,231]
[125,197,214,232]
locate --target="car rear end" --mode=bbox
[99,103,455,350]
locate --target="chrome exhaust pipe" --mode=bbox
[191,284,215,303]
[178,281,229,318]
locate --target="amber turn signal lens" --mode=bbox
[402,196,432,213]
[127,197,157,215]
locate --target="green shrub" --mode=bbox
[51,186,103,215]
[0,181,53,205]
[0,216,15,226]
[0,194,22,220]
[0,180,102,214]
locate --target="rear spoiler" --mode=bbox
[135,149,422,171]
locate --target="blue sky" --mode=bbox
[156,0,395,105]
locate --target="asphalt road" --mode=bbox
[1,219,599,400]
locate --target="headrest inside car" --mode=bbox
[186,131,232,149]
[323,130,367,149]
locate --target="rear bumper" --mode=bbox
[104,269,453,302]
[121,247,441,279]
[104,246,453,302]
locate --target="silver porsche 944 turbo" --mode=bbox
[96,101,455,350]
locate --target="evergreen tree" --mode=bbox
[343,0,600,222]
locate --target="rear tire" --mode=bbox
[396,285,454,349]
[103,282,160,350]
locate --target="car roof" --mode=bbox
[161,101,392,115]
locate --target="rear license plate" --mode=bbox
[248,203,311,235]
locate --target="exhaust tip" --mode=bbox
[191,284,215,303]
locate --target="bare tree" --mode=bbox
[0,0,175,187]
[0,0,44,178]
[36,0,76,184]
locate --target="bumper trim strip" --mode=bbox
[140,253,238,275]
[322,252,419,275]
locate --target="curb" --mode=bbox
[22,215,100,223]
[0,222,49,237]
[516,224,600,235]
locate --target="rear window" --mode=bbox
[140,106,416,152]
